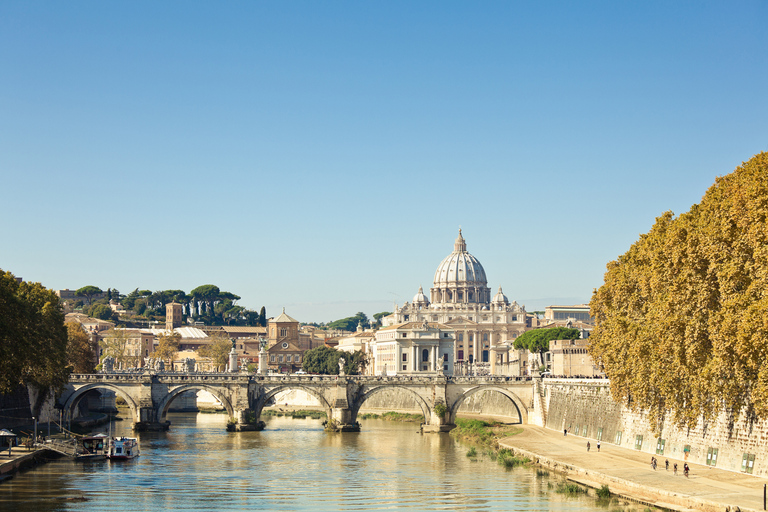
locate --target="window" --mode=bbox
[742,453,756,474]
[402,333,407,338]
[402,353,407,362]
[582,425,587,436]
[270,355,275,362]
[634,435,643,450]
[443,353,449,362]
[656,438,665,455]
[483,333,488,342]
[443,333,448,338]
[469,334,473,342]
[458,350,464,360]
[296,355,301,363]
[287,355,292,362]
[615,431,622,445]
[422,349,429,362]
[597,428,603,441]
[280,328,287,337]
[458,333,464,342]
[482,350,489,362]
[402,365,407,371]
[706,447,719,467]
[279,355,284,363]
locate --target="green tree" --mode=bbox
[513,327,581,360]
[302,346,344,374]
[328,312,369,332]
[373,311,392,327]
[589,152,768,429]
[258,306,267,327]
[76,285,103,305]
[89,303,115,321]
[66,322,95,373]
[198,336,232,371]
[341,350,368,375]
[0,271,69,394]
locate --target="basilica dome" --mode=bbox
[431,230,490,305]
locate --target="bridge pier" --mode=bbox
[325,406,360,432]
[134,407,170,432]
[229,408,265,432]
[422,400,455,433]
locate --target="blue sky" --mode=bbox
[1,1,766,323]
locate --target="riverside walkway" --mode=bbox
[500,425,767,512]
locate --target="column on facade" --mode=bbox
[472,331,478,363]
[431,345,437,372]
[412,345,418,372]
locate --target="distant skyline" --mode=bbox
[1,2,766,323]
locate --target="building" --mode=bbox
[165,302,183,330]
[336,324,376,375]
[385,230,529,369]
[549,338,601,377]
[373,321,455,376]
[544,304,592,324]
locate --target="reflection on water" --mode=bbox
[1,413,644,511]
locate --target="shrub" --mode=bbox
[466,447,477,458]
[596,485,611,499]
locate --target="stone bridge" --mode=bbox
[59,373,537,433]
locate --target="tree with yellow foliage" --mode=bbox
[589,152,768,429]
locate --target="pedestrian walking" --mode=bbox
[673,463,678,475]
[665,459,669,471]
[587,441,590,452]
[564,429,567,436]
[684,463,689,477]
[597,440,601,452]
[651,457,657,470]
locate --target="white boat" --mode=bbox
[108,437,139,460]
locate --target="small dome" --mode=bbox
[492,286,509,304]
[413,285,430,305]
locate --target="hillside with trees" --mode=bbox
[68,284,267,327]
[589,152,768,429]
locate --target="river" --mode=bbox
[1,412,652,511]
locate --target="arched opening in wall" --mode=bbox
[66,385,138,426]
[454,388,523,424]
[355,387,428,423]
[258,386,331,426]
[157,386,234,426]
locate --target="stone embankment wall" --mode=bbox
[540,378,768,476]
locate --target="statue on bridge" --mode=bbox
[102,356,115,372]
[183,358,196,373]
[338,358,346,376]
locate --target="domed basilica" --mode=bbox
[385,230,529,365]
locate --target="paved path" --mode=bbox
[500,425,767,512]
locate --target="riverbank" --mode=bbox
[499,425,767,512]
[0,447,57,482]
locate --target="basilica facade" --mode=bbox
[384,230,529,366]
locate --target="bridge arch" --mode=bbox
[255,385,334,419]
[350,385,431,424]
[63,383,139,423]
[449,386,527,424]
[156,385,235,422]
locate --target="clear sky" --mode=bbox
[1,1,766,323]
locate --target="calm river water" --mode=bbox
[1,413,648,511]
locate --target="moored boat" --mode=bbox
[108,437,139,460]
[75,433,109,460]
